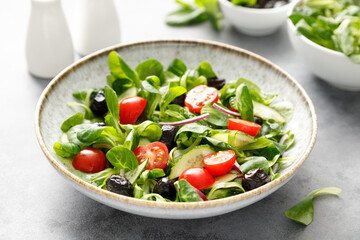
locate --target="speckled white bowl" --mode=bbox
[35,40,317,219]
[219,0,296,36]
[287,0,360,91]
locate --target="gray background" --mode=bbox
[1,0,359,239]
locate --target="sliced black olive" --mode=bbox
[106,175,133,197]
[90,90,108,117]
[170,93,186,106]
[254,116,263,125]
[153,177,176,201]
[207,77,226,90]
[242,168,270,191]
[160,125,178,151]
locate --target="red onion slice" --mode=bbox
[158,113,210,126]
[213,103,241,117]
[195,188,208,201]
[233,161,243,175]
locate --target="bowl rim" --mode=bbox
[219,0,294,13]
[287,0,351,59]
[35,39,317,210]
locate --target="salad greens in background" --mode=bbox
[290,0,360,64]
[166,0,223,31]
[53,50,296,203]
[166,0,360,64]
[165,0,289,31]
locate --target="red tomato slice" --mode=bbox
[119,96,147,124]
[185,85,219,113]
[228,118,261,137]
[203,150,236,176]
[72,148,106,173]
[133,142,169,170]
[179,167,215,190]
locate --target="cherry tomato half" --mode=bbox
[133,142,169,170]
[228,118,261,137]
[179,167,215,190]
[203,150,236,176]
[185,85,219,113]
[72,148,106,173]
[119,96,147,124]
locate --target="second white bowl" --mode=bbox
[219,0,295,36]
[287,2,360,91]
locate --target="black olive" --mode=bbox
[160,125,178,151]
[153,177,176,201]
[254,116,263,125]
[90,90,108,117]
[170,93,186,106]
[106,175,133,197]
[233,0,289,8]
[242,168,270,191]
[207,78,226,90]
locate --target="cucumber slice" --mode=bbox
[253,101,285,123]
[211,131,255,147]
[125,159,148,184]
[138,137,151,147]
[209,172,237,188]
[169,145,215,179]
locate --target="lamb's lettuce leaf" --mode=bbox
[53,142,81,158]
[285,187,342,225]
[69,168,118,188]
[196,61,217,79]
[107,51,140,94]
[240,156,270,174]
[236,84,254,122]
[167,58,187,77]
[135,120,162,142]
[60,112,84,132]
[175,179,202,202]
[135,59,164,81]
[159,82,187,120]
[166,0,223,31]
[180,69,207,91]
[200,103,229,127]
[106,146,138,171]
[207,182,245,200]
[165,7,208,26]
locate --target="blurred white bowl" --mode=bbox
[219,0,294,36]
[287,1,360,91]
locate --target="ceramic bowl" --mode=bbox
[219,0,295,36]
[35,40,317,219]
[287,1,360,91]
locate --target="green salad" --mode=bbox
[54,51,295,202]
[290,0,360,64]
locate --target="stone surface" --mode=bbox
[1,0,359,239]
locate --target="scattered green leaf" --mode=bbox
[285,187,342,226]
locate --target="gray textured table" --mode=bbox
[1,0,359,239]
